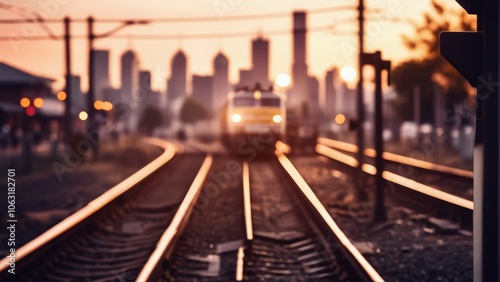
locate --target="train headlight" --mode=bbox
[273,114,282,123]
[232,113,242,123]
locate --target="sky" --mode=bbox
[0,0,473,93]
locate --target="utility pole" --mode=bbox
[356,0,366,200]
[362,51,391,222]
[87,16,95,132]
[64,17,72,143]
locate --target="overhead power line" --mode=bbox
[0,5,379,24]
[0,23,357,41]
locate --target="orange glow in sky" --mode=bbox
[0,0,475,93]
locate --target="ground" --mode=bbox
[0,137,162,257]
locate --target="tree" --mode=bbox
[392,0,476,125]
[139,106,163,135]
[179,97,212,124]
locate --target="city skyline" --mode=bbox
[0,0,473,93]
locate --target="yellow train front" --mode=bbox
[220,87,286,154]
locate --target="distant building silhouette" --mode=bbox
[212,52,229,109]
[121,50,140,131]
[238,69,253,88]
[291,11,308,108]
[104,88,121,105]
[167,50,187,104]
[307,76,320,122]
[139,70,154,106]
[192,75,213,111]
[251,35,270,86]
[324,68,336,119]
[92,50,110,101]
[140,71,152,93]
[69,75,85,115]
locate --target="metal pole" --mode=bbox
[87,17,95,132]
[64,17,72,143]
[481,0,499,279]
[356,0,366,200]
[373,51,388,222]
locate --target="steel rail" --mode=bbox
[276,142,385,282]
[317,137,473,179]
[0,137,176,274]
[316,144,473,211]
[137,154,213,282]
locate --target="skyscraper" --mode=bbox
[139,70,158,108]
[251,36,270,86]
[308,76,320,122]
[167,50,187,104]
[238,69,253,88]
[92,50,110,101]
[69,75,84,115]
[121,50,140,131]
[212,52,229,109]
[325,68,337,118]
[291,11,308,108]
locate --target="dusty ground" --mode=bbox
[0,138,163,256]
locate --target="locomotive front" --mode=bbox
[221,87,286,152]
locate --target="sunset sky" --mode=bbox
[0,0,473,93]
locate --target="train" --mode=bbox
[220,84,287,153]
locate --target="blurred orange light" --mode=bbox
[33,98,44,108]
[335,114,346,125]
[20,98,30,108]
[94,100,103,110]
[57,91,67,101]
[102,101,113,111]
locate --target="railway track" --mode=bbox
[317,137,473,200]
[2,138,386,281]
[240,153,383,281]
[145,151,383,281]
[314,138,473,224]
[0,139,212,281]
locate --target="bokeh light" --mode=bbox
[275,73,291,88]
[33,98,44,108]
[57,91,67,101]
[335,114,346,125]
[20,97,30,108]
[79,111,88,121]
[94,100,103,110]
[340,66,357,82]
[102,101,113,111]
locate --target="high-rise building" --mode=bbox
[291,11,308,108]
[308,76,320,122]
[251,36,270,86]
[139,71,152,93]
[192,75,213,111]
[92,50,110,101]
[212,52,229,109]
[69,75,85,115]
[139,70,159,108]
[167,50,187,104]
[325,68,337,118]
[121,50,140,131]
[237,69,253,88]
